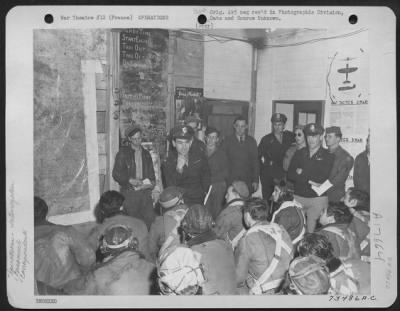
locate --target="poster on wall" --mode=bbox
[174,87,204,125]
[327,30,369,187]
[6,5,397,310]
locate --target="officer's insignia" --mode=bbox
[182,127,188,134]
[310,124,315,131]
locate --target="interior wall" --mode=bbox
[204,37,253,102]
[173,32,204,89]
[255,29,370,188]
[255,30,329,142]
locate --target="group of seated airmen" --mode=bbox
[34,182,370,295]
[34,113,370,295]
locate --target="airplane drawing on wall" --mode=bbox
[337,57,358,91]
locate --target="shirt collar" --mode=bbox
[236,134,245,142]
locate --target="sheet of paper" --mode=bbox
[311,179,333,196]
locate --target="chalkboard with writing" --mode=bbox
[119,29,169,160]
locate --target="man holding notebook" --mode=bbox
[287,123,334,232]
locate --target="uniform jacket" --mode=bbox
[287,146,334,198]
[188,231,238,295]
[62,251,156,295]
[348,209,370,259]
[112,146,155,191]
[271,200,306,245]
[234,222,293,295]
[214,199,245,248]
[35,224,96,288]
[207,147,229,184]
[88,214,151,262]
[221,134,260,188]
[318,223,361,260]
[283,144,297,172]
[192,137,207,155]
[162,148,211,205]
[353,150,370,195]
[148,204,188,262]
[258,131,295,179]
[329,258,370,295]
[327,146,354,202]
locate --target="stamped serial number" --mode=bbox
[329,295,376,302]
[36,298,57,304]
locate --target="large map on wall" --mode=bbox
[34,29,107,216]
[119,29,169,160]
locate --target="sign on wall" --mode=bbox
[327,31,369,187]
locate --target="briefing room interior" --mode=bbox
[33,28,371,296]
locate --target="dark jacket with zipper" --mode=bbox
[112,146,155,191]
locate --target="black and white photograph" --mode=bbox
[6,6,397,308]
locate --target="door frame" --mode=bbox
[272,100,325,130]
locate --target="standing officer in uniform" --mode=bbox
[162,125,211,206]
[221,116,259,194]
[324,126,354,203]
[258,113,295,200]
[287,123,334,233]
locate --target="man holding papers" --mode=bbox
[112,125,156,229]
[287,123,334,233]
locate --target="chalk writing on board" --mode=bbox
[119,29,169,159]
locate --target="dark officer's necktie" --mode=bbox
[240,136,244,144]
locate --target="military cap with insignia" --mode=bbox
[325,126,342,137]
[271,113,287,123]
[304,123,324,136]
[170,125,195,140]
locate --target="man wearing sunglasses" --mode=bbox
[258,113,295,200]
